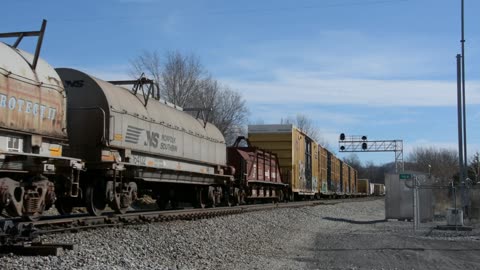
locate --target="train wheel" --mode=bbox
[156,195,167,210]
[112,197,129,214]
[208,186,216,207]
[233,188,241,206]
[224,188,233,207]
[169,188,178,209]
[196,187,207,208]
[112,182,136,215]
[55,197,74,215]
[86,180,106,216]
[278,190,284,202]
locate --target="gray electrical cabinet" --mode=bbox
[385,173,433,221]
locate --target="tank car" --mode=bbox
[56,68,232,215]
[0,21,84,220]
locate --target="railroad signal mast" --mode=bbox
[338,134,404,173]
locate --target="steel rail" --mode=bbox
[0,196,377,256]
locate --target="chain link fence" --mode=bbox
[385,173,479,234]
[413,175,480,232]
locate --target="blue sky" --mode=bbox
[1,0,479,165]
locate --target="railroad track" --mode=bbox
[0,196,379,256]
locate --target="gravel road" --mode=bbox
[1,198,479,270]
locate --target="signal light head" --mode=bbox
[340,146,345,151]
[340,133,345,141]
[362,142,367,150]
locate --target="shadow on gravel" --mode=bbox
[306,247,480,252]
[322,217,388,224]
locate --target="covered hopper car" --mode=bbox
[0,21,84,220]
[57,68,233,215]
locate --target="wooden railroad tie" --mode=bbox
[0,242,77,256]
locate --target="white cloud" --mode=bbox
[217,30,473,107]
[71,65,131,81]
[247,104,366,125]
[222,30,455,80]
[224,72,480,107]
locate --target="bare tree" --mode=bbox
[280,113,333,151]
[281,114,319,141]
[407,146,459,183]
[128,50,248,145]
[210,86,248,144]
[468,151,480,183]
[161,51,204,107]
[343,153,362,172]
[186,77,218,113]
[129,50,162,87]
[129,50,204,106]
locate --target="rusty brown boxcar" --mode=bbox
[227,137,287,203]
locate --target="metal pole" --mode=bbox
[453,181,457,230]
[460,0,467,176]
[460,1,468,227]
[413,176,419,233]
[456,54,464,184]
[32,19,47,70]
[413,176,417,233]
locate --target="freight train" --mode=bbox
[0,21,358,221]
[248,125,358,199]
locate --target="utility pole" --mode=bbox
[460,0,467,179]
[456,54,464,185]
[456,0,469,221]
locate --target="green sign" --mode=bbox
[399,173,412,180]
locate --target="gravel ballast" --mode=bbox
[1,198,479,270]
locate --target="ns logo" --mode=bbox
[145,131,160,147]
[64,80,84,88]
